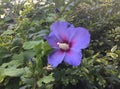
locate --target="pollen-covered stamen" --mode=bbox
[57,42,69,50]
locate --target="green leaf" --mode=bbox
[4,68,25,77]
[0,68,5,83]
[82,67,89,74]
[111,45,117,52]
[1,59,23,68]
[96,58,108,65]
[24,50,36,60]
[107,52,118,59]
[4,16,12,22]
[0,75,5,83]
[12,52,24,60]
[23,41,42,50]
[106,76,120,83]
[21,76,34,85]
[2,30,14,35]
[0,47,11,65]
[37,74,54,87]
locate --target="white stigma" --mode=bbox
[57,42,69,50]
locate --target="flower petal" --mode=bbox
[48,50,65,67]
[50,21,74,41]
[47,32,60,48]
[71,27,90,50]
[64,49,82,66]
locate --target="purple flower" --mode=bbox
[47,21,90,67]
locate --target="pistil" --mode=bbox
[57,42,69,51]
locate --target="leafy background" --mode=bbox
[0,0,120,89]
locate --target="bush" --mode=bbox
[0,0,120,89]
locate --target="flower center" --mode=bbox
[57,42,69,51]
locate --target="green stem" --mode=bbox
[33,77,37,89]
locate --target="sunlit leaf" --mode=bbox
[107,52,118,59]
[111,45,117,52]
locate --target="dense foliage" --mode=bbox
[0,0,120,89]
